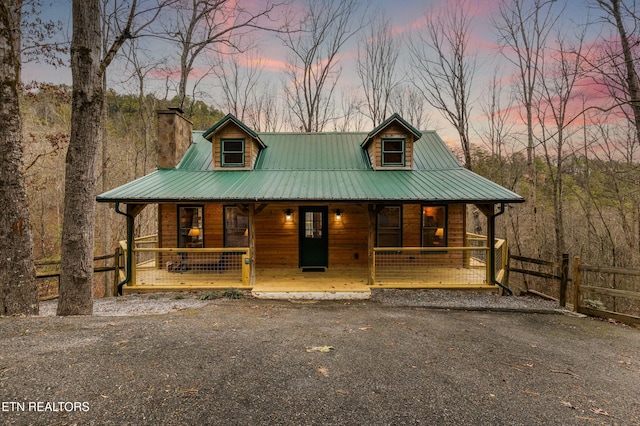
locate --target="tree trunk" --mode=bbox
[606,0,640,145]
[57,0,103,315]
[0,0,39,315]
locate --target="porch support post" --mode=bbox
[476,203,511,295]
[249,203,256,286]
[125,204,146,290]
[475,204,494,286]
[367,204,376,285]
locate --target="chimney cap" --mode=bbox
[168,106,185,114]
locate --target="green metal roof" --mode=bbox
[97,168,523,203]
[97,127,524,204]
[255,133,370,170]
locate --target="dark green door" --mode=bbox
[299,206,328,268]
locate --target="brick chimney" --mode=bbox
[157,107,193,169]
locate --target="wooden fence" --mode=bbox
[573,257,640,325]
[508,253,570,307]
[35,250,121,300]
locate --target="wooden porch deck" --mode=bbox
[122,266,497,298]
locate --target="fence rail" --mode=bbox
[508,253,570,307]
[35,253,118,300]
[573,257,640,325]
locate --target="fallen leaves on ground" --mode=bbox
[305,346,335,353]
[317,367,329,377]
[589,407,610,416]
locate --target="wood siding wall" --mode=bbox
[366,123,415,170]
[157,202,468,269]
[210,122,260,170]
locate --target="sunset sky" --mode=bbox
[23,0,610,147]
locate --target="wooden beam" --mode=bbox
[126,203,147,217]
[474,204,494,218]
[578,306,640,326]
[249,203,256,286]
[255,203,268,215]
[366,204,384,285]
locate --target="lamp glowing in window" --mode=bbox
[285,209,293,221]
[335,209,342,220]
[435,228,444,238]
[188,227,201,242]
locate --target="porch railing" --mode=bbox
[119,235,250,288]
[466,234,508,282]
[373,237,507,287]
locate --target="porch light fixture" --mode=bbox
[335,209,342,220]
[285,209,293,221]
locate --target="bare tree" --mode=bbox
[161,0,285,113]
[356,15,399,127]
[280,0,364,132]
[494,0,560,165]
[21,0,68,67]
[0,0,39,315]
[591,0,640,150]
[479,70,514,159]
[389,84,432,130]
[213,49,264,121]
[536,28,587,261]
[332,89,365,132]
[494,0,561,259]
[408,0,477,170]
[248,82,284,132]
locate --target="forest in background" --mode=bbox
[4,0,640,315]
[22,84,640,275]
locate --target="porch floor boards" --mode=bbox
[123,266,498,297]
[252,268,370,299]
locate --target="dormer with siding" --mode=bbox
[361,113,422,170]
[202,114,266,170]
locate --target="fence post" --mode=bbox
[503,241,510,288]
[559,253,569,307]
[573,256,581,312]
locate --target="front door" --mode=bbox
[299,206,328,268]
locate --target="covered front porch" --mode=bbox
[116,233,506,299]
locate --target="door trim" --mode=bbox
[298,206,329,269]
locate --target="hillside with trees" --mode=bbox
[2,0,640,314]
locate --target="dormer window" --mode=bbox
[382,138,405,166]
[221,139,245,167]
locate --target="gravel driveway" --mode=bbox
[1,293,638,425]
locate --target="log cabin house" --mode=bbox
[97,108,524,299]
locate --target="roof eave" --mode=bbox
[202,113,266,148]
[361,113,423,148]
[96,196,525,204]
